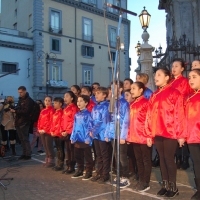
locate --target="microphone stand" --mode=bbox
[106,3,137,200]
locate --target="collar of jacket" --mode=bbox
[19,92,29,100]
[80,108,87,113]
[97,100,107,105]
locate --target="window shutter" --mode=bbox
[90,47,94,57]
[82,45,86,56]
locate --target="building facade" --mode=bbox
[0,27,33,99]
[1,0,131,99]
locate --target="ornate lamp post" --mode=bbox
[138,7,155,91]
[37,51,57,96]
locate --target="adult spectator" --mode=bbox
[10,86,34,160]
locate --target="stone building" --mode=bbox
[0,0,131,99]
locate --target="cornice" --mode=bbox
[0,41,33,51]
[52,0,130,24]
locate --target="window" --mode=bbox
[15,9,17,17]
[81,45,94,58]
[110,51,116,62]
[52,66,60,81]
[13,23,17,30]
[81,0,96,5]
[107,0,113,12]
[109,26,117,48]
[28,14,32,29]
[1,62,18,74]
[82,66,93,86]
[50,8,62,33]
[82,17,93,41]
[50,37,61,53]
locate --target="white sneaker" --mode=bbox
[113,177,130,188]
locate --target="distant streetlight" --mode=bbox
[135,41,141,56]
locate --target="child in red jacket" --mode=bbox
[127,82,151,192]
[38,96,55,167]
[50,97,64,171]
[61,91,78,174]
[81,86,95,112]
[145,68,186,198]
[186,69,200,200]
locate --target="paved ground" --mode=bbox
[0,143,196,200]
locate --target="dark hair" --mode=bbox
[78,95,90,104]
[156,68,171,83]
[44,96,52,101]
[92,82,100,87]
[65,91,77,105]
[124,89,131,94]
[172,58,185,70]
[18,86,26,91]
[39,103,45,109]
[124,78,133,85]
[191,69,200,76]
[96,86,109,98]
[81,86,92,95]
[132,82,146,95]
[53,97,64,106]
[111,80,123,89]
[36,100,43,104]
[71,85,81,95]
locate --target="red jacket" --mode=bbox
[50,109,63,137]
[61,103,78,134]
[127,96,149,144]
[87,99,95,112]
[170,75,191,97]
[37,106,54,134]
[185,90,200,144]
[145,84,186,139]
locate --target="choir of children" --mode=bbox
[36,59,200,199]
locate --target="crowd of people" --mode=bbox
[0,58,200,200]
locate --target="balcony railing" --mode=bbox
[49,25,62,34]
[82,33,93,42]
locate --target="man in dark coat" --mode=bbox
[10,86,34,160]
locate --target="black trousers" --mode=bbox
[1,125,16,144]
[188,144,200,180]
[74,146,94,173]
[94,139,111,178]
[40,133,55,162]
[133,143,152,183]
[127,143,137,174]
[54,137,64,167]
[64,134,75,165]
[112,140,129,178]
[16,124,31,156]
[176,142,190,157]
[155,136,177,183]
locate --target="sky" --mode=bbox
[127,1,166,80]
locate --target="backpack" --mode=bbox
[30,101,40,122]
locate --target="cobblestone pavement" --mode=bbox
[0,144,196,200]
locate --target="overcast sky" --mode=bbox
[127,1,166,80]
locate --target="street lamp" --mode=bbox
[139,6,151,31]
[135,41,141,56]
[37,51,57,96]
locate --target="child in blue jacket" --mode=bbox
[105,81,130,188]
[90,87,110,184]
[71,95,94,180]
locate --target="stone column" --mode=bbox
[139,31,156,91]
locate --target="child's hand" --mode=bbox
[51,132,55,137]
[178,138,185,147]
[62,132,67,137]
[71,140,74,144]
[147,138,152,147]
[90,132,94,138]
[120,139,125,144]
[85,141,89,144]
[105,138,109,142]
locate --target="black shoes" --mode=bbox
[71,170,83,178]
[91,174,101,182]
[52,166,64,171]
[164,182,179,198]
[82,172,92,180]
[97,176,109,184]
[157,180,168,196]
[18,155,31,160]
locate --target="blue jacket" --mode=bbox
[91,95,97,104]
[105,97,130,140]
[144,88,153,100]
[90,101,109,141]
[70,109,93,146]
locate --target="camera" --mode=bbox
[4,101,19,112]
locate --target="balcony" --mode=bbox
[49,25,62,35]
[49,80,68,88]
[82,33,93,42]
